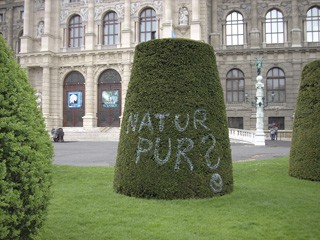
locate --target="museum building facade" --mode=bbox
[0,0,319,131]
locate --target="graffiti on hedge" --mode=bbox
[126,109,223,193]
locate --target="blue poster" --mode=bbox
[102,90,119,108]
[68,91,82,108]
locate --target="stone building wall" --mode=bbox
[0,0,319,132]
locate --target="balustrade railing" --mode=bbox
[229,128,292,144]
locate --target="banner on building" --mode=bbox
[102,90,119,108]
[67,91,83,108]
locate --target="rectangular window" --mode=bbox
[0,13,3,22]
[228,117,244,129]
[268,117,284,130]
[20,11,24,20]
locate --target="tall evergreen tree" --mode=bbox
[114,39,233,199]
[289,60,320,181]
[0,36,53,239]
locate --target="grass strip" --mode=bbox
[36,158,320,240]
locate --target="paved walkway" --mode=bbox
[53,140,291,166]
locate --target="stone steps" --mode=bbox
[50,127,120,142]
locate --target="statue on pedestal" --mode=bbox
[256,56,263,76]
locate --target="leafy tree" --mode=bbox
[114,39,233,199]
[289,60,320,181]
[0,36,53,239]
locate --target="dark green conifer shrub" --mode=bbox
[289,60,320,181]
[0,36,53,239]
[114,39,233,199]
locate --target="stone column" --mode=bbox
[49,67,61,128]
[21,0,33,53]
[190,0,201,40]
[162,0,173,38]
[85,0,95,50]
[209,0,220,48]
[42,67,51,126]
[122,0,131,48]
[83,64,96,129]
[250,0,260,48]
[291,0,302,47]
[41,0,53,51]
[6,7,13,49]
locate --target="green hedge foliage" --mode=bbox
[114,39,233,199]
[0,36,53,239]
[289,60,320,181]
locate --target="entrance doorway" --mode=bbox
[97,69,121,127]
[63,71,85,127]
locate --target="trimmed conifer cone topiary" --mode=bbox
[0,36,53,239]
[114,39,233,199]
[289,60,320,181]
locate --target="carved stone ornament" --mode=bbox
[115,4,124,18]
[37,21,44,37]
[60,9,69,24]
[80,7,89,22]
[34,0,45,11]
[281,1,292,15]
[223,0,246,3]
[154,0,162,13]
[131,2,141,16]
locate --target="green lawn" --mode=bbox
[36,158,320,240]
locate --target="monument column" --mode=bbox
[162,0,173,38]
[21,0,33,53]
[250,0,260,48]
[254,58,266,146]
[291,0,302,47]
[121,0,131,48]
[190,0,201,40]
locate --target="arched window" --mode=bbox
[226,69,245,103]
[266,68,286,103]
[68,15,83,48]
[63,71,85,127]
[226,12,244,45]
[306,6,320,42]
[64,71,85,85]
[98,69,122,127]
[265,9,284,44]
[99,69,121,83]
[139,8,157,42]
[103,11,119,45]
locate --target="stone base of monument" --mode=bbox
[254,131,266,146]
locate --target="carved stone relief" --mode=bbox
[131,2,141,16]
[37,21,44,37]
[115,4,124,18]
[281,1,292,16]
[34,0,45,11]
[80,7,88,22]
[298,0,310,14]
[240,3,251,16]
[223,0,246,3]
